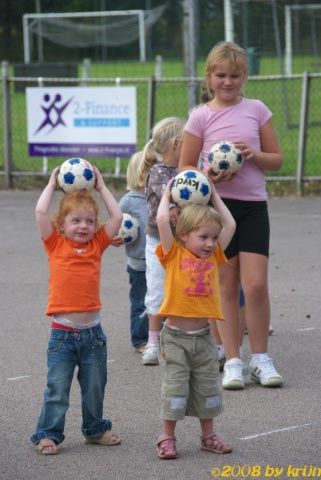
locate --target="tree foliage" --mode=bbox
[0,0,319,63]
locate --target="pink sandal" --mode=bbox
[200,432,232,454]
[157,434,177,460]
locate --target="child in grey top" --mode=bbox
[112,152,148,351]
[118,189,147,272]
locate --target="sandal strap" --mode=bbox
[157,434,177,459]
[201,432,218,442]
[157,434,176,446]
[201,432,231,452]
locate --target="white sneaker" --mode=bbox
[142,345,159,365]
[249,355,283,387]
[222,358,245,390]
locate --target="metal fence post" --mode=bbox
[297,71,310,196]
[146,76,156,140]
[2,61,13,188]
[82,58,91,86]
[182,0,198,111]
[154,55,163,81]
[114,77,121,177]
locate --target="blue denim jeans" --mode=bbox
[127,265,148,347]
[31,324,112,445]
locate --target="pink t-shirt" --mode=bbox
[185,98,272,201]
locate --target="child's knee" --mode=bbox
[161,383,189,420]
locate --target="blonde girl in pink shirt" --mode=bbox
[179,41,283,390]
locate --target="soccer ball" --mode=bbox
[118,213,139,244]
[57,158,96,193]
[208,141,243,175]
[171,170,211,207]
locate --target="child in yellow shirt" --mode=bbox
[155,179,235,460]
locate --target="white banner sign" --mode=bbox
[26,86,136,157]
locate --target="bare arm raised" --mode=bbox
[157,179,235,254]
[35,167,59,241]
[156,181,174,254]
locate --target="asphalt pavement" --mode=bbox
[1,190,321,480]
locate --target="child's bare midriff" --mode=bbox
[164,316,210,332]
[55,310,99,326]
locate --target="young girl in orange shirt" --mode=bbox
[31,166,122,455]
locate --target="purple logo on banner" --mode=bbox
[34,93,73,134]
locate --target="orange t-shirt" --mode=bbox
[156,240,227,320]
[44,228,111,315]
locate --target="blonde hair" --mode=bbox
[203,41,248,101]
[53,190,101,233]
[139,116,185,180]
[200,79,212,103]
[175,203,223,246]
[126,151,145,190]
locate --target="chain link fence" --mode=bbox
[1,63,321,194]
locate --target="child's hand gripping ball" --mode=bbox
[208,141,243,176]
[57,158,96,193]
[118,213,139,244]
[171,170,211,207]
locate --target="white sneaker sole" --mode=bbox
[222,377,245,390]
[142,354,159,366]
[250,372,283,387]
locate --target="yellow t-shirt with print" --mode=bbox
[156,240,227,320]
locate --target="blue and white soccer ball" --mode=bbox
[171,170,211,207]
[118,213,139,244]
[208,141,243,175]
[57,158,96,193]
